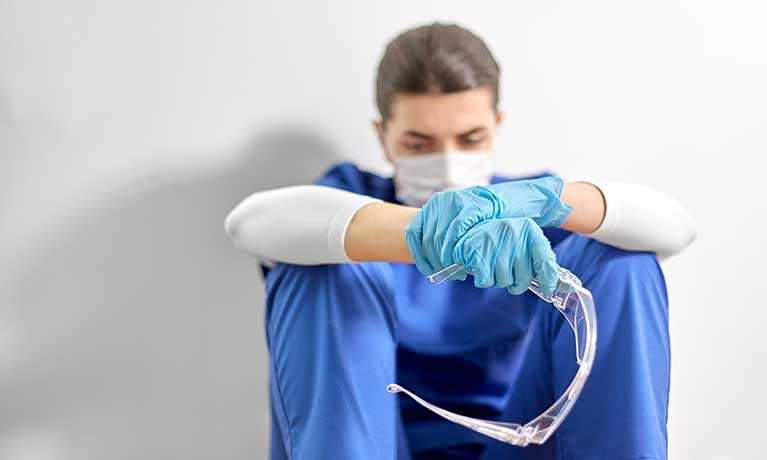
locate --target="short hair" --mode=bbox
[376,23,500,120]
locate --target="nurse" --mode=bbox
[226,23,695,460]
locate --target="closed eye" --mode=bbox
[458,127,488,147]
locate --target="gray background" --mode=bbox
[1,1,765,459]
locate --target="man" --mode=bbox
[226,23,694,460]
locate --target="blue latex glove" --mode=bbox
[405,176,572,277]
[452,217,560,295]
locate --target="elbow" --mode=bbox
[224,207,243,246]
[224,205,249,251]
[657,210,697,260]
[223,194,268,256]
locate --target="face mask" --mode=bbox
[393,151,494,207]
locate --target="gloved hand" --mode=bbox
[405,176,572,277]
[452,217,560,295]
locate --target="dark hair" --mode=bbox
[376,23,500,120]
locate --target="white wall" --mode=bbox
[1,1,764,459]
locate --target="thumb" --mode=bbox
[530,235,559,296]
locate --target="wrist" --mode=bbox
[486,177,572,227]
[345,202,417,263]
[559,182,606,234]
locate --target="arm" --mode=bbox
[576,180,697,260]
[225,181,695,265]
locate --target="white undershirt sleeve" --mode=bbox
[224,185,380,265]
[580,180,697,260]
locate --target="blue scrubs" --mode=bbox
[264,163,670,460]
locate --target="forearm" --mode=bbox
[344,202,417,263]
[559,182,606,234]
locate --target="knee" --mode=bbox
[555,235,669,349]
[556,235,667,301]
[593,249,665,296]
[589,248,669,349]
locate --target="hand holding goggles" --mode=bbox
[386,263,597,447]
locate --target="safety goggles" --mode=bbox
[386,263,597,447]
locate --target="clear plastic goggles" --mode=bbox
[386,263,597,447]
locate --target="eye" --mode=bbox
[462,135,486,146]
[403,141,426,151]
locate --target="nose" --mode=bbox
[440,139,461,153]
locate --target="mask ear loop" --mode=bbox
[387,263,597,447]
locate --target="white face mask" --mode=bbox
[393,151,494,207]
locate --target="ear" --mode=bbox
[495,110,505,125]
[373,120,395,164]
[373,120,385,146]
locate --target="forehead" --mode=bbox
[387,86,496,135]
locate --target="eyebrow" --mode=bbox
[402,127,487,139]
[458,127,487,137]
[402,130,434,140]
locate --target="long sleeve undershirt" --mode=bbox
[225,182,696,265]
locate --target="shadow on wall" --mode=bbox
[1,126,340,460]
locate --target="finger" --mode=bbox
[471,251,495,289]
[453,233,494,288]
[529,232,559,296]
[441,193,492,267]
[492,225,516,288]
[508,250,534,295]
[441,212,475,267]
[506,226,535,294]
[537,257,560,296]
